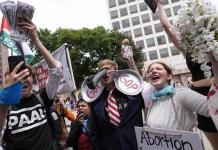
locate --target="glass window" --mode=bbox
[118,0,126,5]
[109,0,116,8]
[173,6,181,15]
[139,2,147,12]
[128,0,135,3]
[171,0,180,3]
[131,16,140,26]
[144,26,153,35]
[122,19,130,28]
[154,23,163,33]
[159,48,169,58]
[136,40,145,49]
[149,50,158,60]
[157,35,166,45]
[110,10,118,19]
[129,5,138,14]
[112,21,120,30]
[165,8,172,17]
[120,8,128,17]
[163,0,169,5]
[170,46,180,56]
[141,14,150,23]
[124,30,132,37]
[142,52,147,61]
[152,11,159,20]
[146,38,155,48]
[134,28,142,38]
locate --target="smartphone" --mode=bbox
[8,55,27,73]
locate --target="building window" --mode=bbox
[134,28,142,38]
[149,50,158,60]
[170,46,180,56]
[146,38,155,48]
[124,30,132,37]
[128,0,135,3]
[173,6,181,15]
[163,0,169,5]
[131,16,140,26]
[109,0,116,8]
[110,10,118,19]
[129,5,138,14]
[142,52,147,61]
[165,8,172,17]
[154,23,163,33]
[136,40,145,49]
[120,8,128,17]
[141,14,150,23]
[171,0,180,3]
[118,0,126,5]
[144,26,153,35]
[152,11,159,20]
[112,21,120,30]
[159,48,169,58]
[122,19,130,28]
[157,35,166,45]
[139,2,147,12]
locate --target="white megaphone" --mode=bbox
[81,69,144,102]
[80,70,106,102]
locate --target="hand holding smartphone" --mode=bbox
[8,56,27,73]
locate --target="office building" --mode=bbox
[106,0,190,85]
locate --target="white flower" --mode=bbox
[174,0,218,77]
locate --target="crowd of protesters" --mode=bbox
[1,0,218,150]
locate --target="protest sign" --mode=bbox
[134,126,203,150]
[34,44,76,95]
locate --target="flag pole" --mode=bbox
[64,43,78,101]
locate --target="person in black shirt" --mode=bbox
[3,19,62,150]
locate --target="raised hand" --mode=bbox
[17,18,39,42]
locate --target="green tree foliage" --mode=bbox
[32,26,144,87]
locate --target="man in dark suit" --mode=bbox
[90,41,144,150]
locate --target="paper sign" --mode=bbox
[134,126,203,150]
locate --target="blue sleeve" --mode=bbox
[0,82,23,104]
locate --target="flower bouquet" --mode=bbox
[173,0,218,77]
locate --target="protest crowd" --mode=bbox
[1,0,218,150]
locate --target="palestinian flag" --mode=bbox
[0,17,19,55]
[0,17,35,64]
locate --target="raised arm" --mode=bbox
[120,39,139,73]
[18,19,62,99]
[18,19,58,68]
[156,0,182,53]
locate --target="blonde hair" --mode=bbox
[98,59,118,70]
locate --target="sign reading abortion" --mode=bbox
[134,127,203,150]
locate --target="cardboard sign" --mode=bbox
[134,126,203,150]
[144,0,157,13]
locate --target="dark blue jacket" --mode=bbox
[91,88,144,150]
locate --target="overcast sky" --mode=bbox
[0,0,218,31]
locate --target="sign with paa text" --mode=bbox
[134,126,203,150]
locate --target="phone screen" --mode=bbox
[8,56,26,73]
